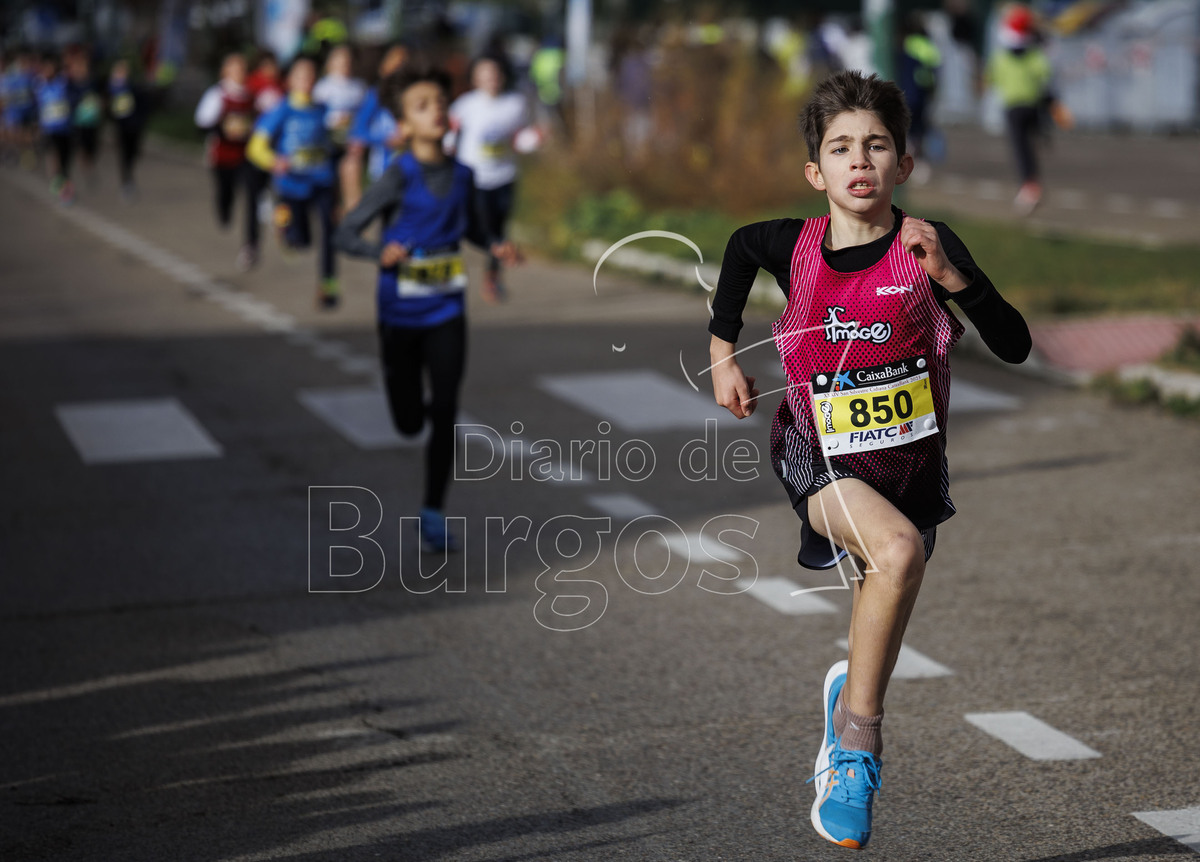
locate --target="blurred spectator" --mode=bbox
[612,27,654,167]
[986,4,1069,214]
[341,41,409,211]
[248,50,284,115]
[313,43,366,171]
[529,36,565,134]
[898,14,942,182]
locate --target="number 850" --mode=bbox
[849,391,914,428]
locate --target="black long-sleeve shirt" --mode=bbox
[709,207,1032,364]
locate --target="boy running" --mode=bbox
[247,55,339,307]
[708,70,1031,849]
[448,51,535,303]
[107,58,146,200]
[334,66,520,552]
[36,53,75,203]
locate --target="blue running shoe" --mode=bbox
[810,741,882,849]
[812,660,848,790]
[419,507,460,554]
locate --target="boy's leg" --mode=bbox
[420,315,466,511]
[281,196,310,249]
[241,162,260,250]
[808,477,926,725]
[315,185,336,279]
[215,166,235,228]
[805,477,918,849]
[379,324,427,437]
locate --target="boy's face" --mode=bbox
[288,59,316,94]
[326,46,351,77]
[804,109,913,220]
[223,55,247,86]
[399,81,449,143]
[472,59,502,96]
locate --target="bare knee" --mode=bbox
[866,528,925,592]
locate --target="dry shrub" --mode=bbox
[567,41,825,216]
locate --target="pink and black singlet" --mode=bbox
[770,214,964,531]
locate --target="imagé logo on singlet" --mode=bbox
[822,306,893,345]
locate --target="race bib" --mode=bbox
[221,112,252,141]
[290,145,326,170]
[74,94,101,125]
[396,253,467,297]
[811,356,939,455]
[479,137,511,160]
[41,100,69,125]
[111,92,135,119]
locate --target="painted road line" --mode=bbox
[539,370,757,432]
[964,711,1101,761]
[737,576,838,614]
[1132,807,1200,852]
[585,493,660,519]
[660,531,747,565]
[1106,193,1136,215]
[297,387,490,454]
[949,379,1020,413]
[835,638,952,679]
[2,170,377,381]
[1148,198,1188,219]
[298,386,425,449]
[1055,189,1088,210]
[56,398,223,465]
[976,180,1006,201]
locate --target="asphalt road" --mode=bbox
[905,125,1200,246]
[0,143,1198,862]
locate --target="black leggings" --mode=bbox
[1005,105,1041,184]
[115,123,141,186]
[475,182,514,274]
[379,315,467,511]
[48,132,73,179]
[281,186,336,279]
[212,163,261,249]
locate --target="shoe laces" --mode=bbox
[808,745,882,806]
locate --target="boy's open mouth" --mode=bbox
[848,180,875,196]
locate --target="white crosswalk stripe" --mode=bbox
[1132,807,1200,852]
[964,711,1101,761]
[585,493,660,519]
[56,398,223,465]
[737,576,839,615]
[539,370,759,431]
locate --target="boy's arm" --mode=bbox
[708,220,799,417]
[709,219,801,343]
[193,85,222,129]
[333,164,403,260]
[918,220,1032,364]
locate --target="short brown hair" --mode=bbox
[801,71,911,163]
[381,64,451,119]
